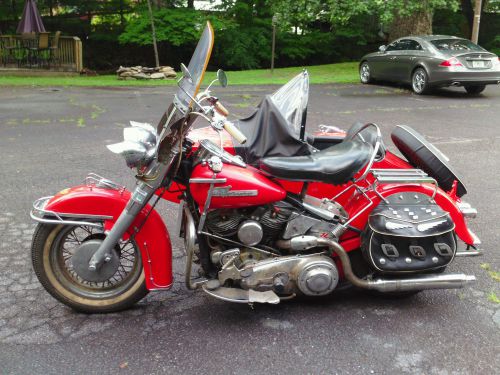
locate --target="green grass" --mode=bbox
[0,62,359,87]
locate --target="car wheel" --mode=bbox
[359,62,372,84]
[411,67,429,95]
[465,85,486,95]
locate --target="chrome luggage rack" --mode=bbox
[371,169,438,199]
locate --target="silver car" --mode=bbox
[359,35,500,95]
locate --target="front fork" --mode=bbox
[88,150,177,271]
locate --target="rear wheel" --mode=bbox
[465,85,486,95]
[32,223,148,313]
[359,61,372,84]
[411,67,430,94]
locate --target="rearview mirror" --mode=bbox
[180,63,193,83]
[217,69,228,87]
[379,45,386,52]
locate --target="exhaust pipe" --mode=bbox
[281,236,476,292]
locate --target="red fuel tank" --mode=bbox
[190,163,286,210]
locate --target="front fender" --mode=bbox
[39,185,172,290]
[343,184,477,246]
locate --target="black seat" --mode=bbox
[260,140,373,185]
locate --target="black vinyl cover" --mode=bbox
[234,96,313,165]
[391,125,467,197]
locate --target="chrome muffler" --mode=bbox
[365,273,476,292]
[281,236,476,292]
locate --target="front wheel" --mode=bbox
[32,223,148,313]
[411,67,430,95]
[465,85,486,95]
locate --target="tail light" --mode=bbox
[439,57,462,67]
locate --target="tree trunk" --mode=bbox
[147,0,160,67]
[11,0,16,21]
[187,0,194,8]
[389,6,433,41]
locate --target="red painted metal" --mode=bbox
[44,186,172,290]
[180,127,476,247]
[190,163,287,210]
[338,183,475,245]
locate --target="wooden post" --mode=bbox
[74,37,83,72]
[147,0,160,68]
[471,0,482,44]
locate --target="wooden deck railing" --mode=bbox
[0,35,83,72]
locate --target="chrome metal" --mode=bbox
[282,212,322,239]
[314,237,476,292]
[202,285,280,304]
[286,235,319,251]
[207,155,223,173]
[189,178,227,184]
[432,257,439,263]
[237,220,264,246]
[457,201,478,219]
[302,201,336,221]
[297,260,339,296]
[30,196,111,229]
[183,205,207,290]
[212,186,258,197]
[85,173,124,191]
[379,258,386,265]
[239,254,335,296]
[371,169,438,199]
[197,174,219,234]
[220,248,241,266]
[455,249,482,257]
[199,231,278,257]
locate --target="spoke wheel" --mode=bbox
[412,68,429,95]
[359,62,372,84]
[32,223,148,313]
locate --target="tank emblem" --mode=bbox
[212,185,258,197]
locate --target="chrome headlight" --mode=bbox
[107,121,158,169]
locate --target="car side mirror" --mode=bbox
[379,45,386,52]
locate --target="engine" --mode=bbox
[205,202,293,248]
[202,202,341,297]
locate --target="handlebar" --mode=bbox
[223,121,247,144]
[214,101,229,117]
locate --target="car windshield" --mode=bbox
[175,22,214,113]
[431,39,485,52]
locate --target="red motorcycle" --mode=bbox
[31,23,481,313]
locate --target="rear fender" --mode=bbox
[342,183,477,246]
[40,185,172,290]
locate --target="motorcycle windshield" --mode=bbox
[269,70,309,137]
[174,22,214,113]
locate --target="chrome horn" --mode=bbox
[107,121,158,169]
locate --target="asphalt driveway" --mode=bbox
[0,82,499,374]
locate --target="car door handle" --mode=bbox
[410,57,416,60]
[389,56,397,60]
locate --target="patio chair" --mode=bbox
[30,32,50,68]
[49,31,61,68]
[21,32,37,67]
[1,36,20,67]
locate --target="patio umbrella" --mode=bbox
[16,0,46,34]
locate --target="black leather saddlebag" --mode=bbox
[361,192,456,273]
